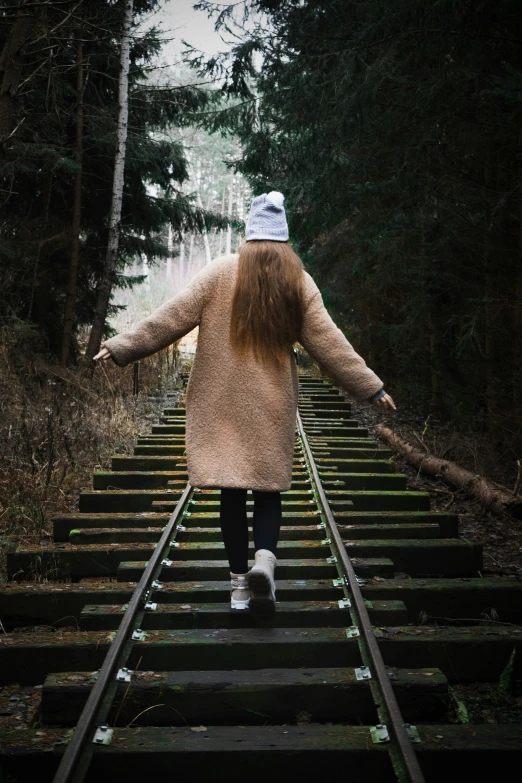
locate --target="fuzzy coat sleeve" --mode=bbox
[102,263,217,367]
[299,273,383,402]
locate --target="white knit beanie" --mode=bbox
[245,191,289,242]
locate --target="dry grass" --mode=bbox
[0,321,181,581]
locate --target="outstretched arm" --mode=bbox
[95,265,215,367]
[299,276,394,407]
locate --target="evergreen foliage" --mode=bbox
[191,0,522,445]
[0,0,222,359]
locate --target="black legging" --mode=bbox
[220,488,282,574]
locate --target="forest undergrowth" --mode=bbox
[352,398,522,580]
[0,321,179,582]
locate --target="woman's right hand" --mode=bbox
[374,392,396,411]
[93,346,112,362]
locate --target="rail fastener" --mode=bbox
[92,726,113,746]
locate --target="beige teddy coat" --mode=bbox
[104,254,383,492]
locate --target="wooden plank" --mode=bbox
[134,445,186,455]
[154,499,320,513]
[93,471,180,489]
[316,458,396,471]
[41,666,446,726]
[315,449,394,460]
[0,628,362,683]
[376,625,522,681]
[328,490,431,511]
[364,577,522,623]
[111,457,185,471]
[339,523,442,539]
[181,509,458,536]
[335,511,459,538]
[52,512,170,541]
[7,544,156,580]
[97,470,319,492]
[53,511,324,540]
[68,522,443,545]
[1,724,522,781]
[4,578,519,628]
[117,557,394,582]
[0,580,347,626]
[299,399,350,407]
[78,599,408,630]
[9,542,338,582]
[345,539,483,576]
[315,447,395,458]
[79,489,182,513]
[302,426,373,437]
[318,473,408,490]
[68,524,327,545]
[299,409,358,419]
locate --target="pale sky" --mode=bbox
[145,0,242,59]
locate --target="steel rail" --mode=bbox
[297,409,425,783]
[52,481,193,783]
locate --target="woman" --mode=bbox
[95,191,396,618]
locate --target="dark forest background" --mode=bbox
[1,0,522,462]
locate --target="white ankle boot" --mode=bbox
[230,572,250,610]
[247,549,277,617]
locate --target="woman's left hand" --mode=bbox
[374,392,397,411]
[93,346,112,362]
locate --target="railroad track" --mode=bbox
[1,375,522,781]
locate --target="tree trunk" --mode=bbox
[217,186,226,256]
[195,159,211,265]
[0,3,36,150]
[225,174,234,255]
[60,38,84,366]
[428,307,442,409]
[85,0,134,361]
[27,165,53,322]
[188,233,195,274]
[178,237,185,287]
[166,223,173,281]
[198,191,212,265]
[483,145,499,427]
[376,424,522,519]
[142,252,150,289]
[237,175,244,220]
[236,175,245,242]
[513,133,522,413]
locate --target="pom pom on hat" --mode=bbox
[245,191,289,242]
[266,191,284,208]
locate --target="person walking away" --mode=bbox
[94,191,396,618]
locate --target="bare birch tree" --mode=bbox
[196,158,212,265]
[166,223,173,282]
[225,173,234,254]
[85,0,134,361]
[217,186,226,256]
[178,237,185,286]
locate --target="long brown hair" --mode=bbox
[230,240,305,365]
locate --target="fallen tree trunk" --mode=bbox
[375,424,522,520]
